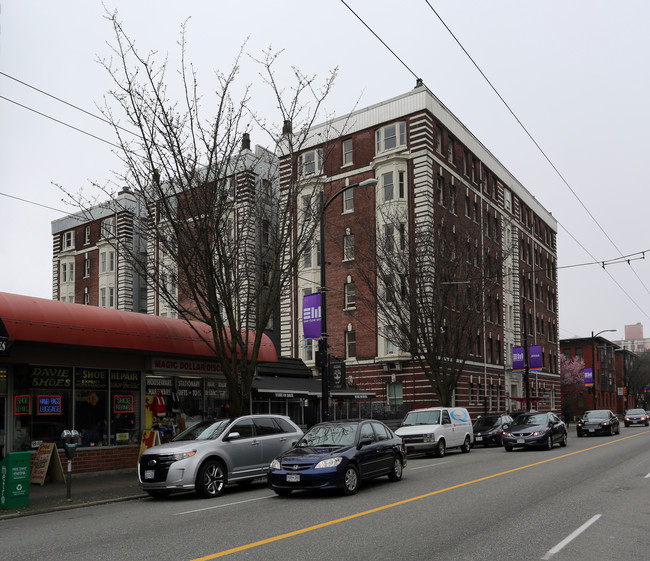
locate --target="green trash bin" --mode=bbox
[0,452,30,509]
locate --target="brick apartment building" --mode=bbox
[280,84,560,419]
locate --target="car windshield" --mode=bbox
[296,423,358,447]
[627,409,645,415]
[583,410,608,419]
[172,419,231,441]
[401,410,441,426]
[512,413,548,426]
[474,416,500,429]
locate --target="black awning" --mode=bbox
[252,376,322,398]
[331,389,376,399]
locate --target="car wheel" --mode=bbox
[273,488,292,496]
[435,439,446,458]
[342,465,360,495]
[388,455,403,482]
[504,445,513,452]
[460,436,471,453]
[559,431,567,447]
[196,459,227,498]
[609,425,614,436]
[576,430,583,438]
[616,425,620,435]
[545,434,553,450]
[146,489,171,499]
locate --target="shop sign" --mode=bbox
[29,366,72,388]
[14,395,31,415]
[37,395,62,415]
[114,394,134,413]
[274,393,294,398]
[111,370,140,390]
[0,336,13,356]
[76,368,108,389]
[152,358,222,374]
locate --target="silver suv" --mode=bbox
[138,415,303,498]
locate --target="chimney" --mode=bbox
[241,133,251,151]
[282,120,292,135]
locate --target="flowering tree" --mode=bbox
[560,355,585,418]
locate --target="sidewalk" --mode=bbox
[0,469,147,520]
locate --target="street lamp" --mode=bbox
[591,329,616,409]
[319,177,378,422]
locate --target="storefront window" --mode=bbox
[12,366,73,451]
[110,370,141,445]
[76,368,108,446]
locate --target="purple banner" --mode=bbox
[529,345,542,371]
[512,346,525,372]
[584,367,594,387]
[302,292,322,340]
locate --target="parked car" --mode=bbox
[473,414,513,446]
[502,412,567,451]
[624,408,649,427]
[138,415,303,498]
[267,419,406,496]
[395,407,473,457]
[576,410,620,437]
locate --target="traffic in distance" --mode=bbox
[136,406,643,500]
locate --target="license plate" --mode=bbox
[144,470,155,480]
[517,438,525,444]
[476,436,482,441]
[286,473,300,483]
[589,429,595,432]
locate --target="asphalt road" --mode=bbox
[2,426,649,561]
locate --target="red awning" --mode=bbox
[0,292,277,362]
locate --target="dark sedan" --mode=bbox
[473,414,513,446]
[624,408,649,427]
[576,410,620,437]
[267,419,407,496]
[502,412,567,451]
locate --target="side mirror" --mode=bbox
[357,437,373,449]
[224,431,241,441]
[502,424,509,431]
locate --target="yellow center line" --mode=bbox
[191,431,647,560]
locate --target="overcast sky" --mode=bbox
[2,1,649,343]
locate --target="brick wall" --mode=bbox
[31,445,140,475]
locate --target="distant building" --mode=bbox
[613,323,649,354]
[51,188,147,312]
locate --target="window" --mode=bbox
[69,263,74,282]
[437,176,444,205]
[100,287,106,307]
[84,287,89,305]
[62,231,74,250]
[447,137,454,163]
[61,263,67,283]
[342,139,353,165]
[299,149,323,177]
[504,188,512,212]
[84,254,90,277]
[84,226,91,244]
[435,128,442,153]
[398,171,405,198]
[101,217,116,239]
[303,240,313,268]
[344,282,355,309]
[343,234,354,261]
[385,326,398,355]
[449,183,457,212]
[382,172,394,201]
[376,122,406,153]
[343,187,354,212]
[399,223,406,250]
[384,224,395,252]
[260,179,272,199]
[109,287,115,308]
[345,330,356,359]
[303,339,314,362]
[109,251,115,272]
[262,220,270,246]
[387,382,403,405]
[100,252,107,273]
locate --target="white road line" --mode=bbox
[644,472,650,479]
[409,461,451,470]
[541,514,601,560]
[174,494,273,515]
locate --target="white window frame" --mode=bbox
[342,139,353,166]
[343,234,355,261]
[376,122,406,154]
[344,282,356,309]
[343,187,354,213]
[298,149,323,177]
[101,217,116,239]
[345,330,356,359]
[62,231,74,250]
[84,226,91,245]
[382,172,394,202]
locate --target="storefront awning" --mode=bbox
[252,376,376,400]
[0,292,277,362]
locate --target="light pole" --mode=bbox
[591,329,615,409]
[319,177,378,422]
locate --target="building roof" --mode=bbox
[0,292,277,362]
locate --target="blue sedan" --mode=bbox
[267,419,407,496]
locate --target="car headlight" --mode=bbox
[503,432,512,437]
[642,417,647,421]
[171,450,196,461]
[314,457,343,469]
[531,431,546,437]
[601,422,610,426]
[423,433,436,443]
[269,459,281,470]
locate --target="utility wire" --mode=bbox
[0,71,138,137]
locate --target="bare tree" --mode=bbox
[627,351,650,408]
[354,199,507,407]
[61,11,340,415]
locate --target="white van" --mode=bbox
[395,407,473,457]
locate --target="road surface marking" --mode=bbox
[541,514,601,560]
[175,495,272,515]
[190,432,646,560]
